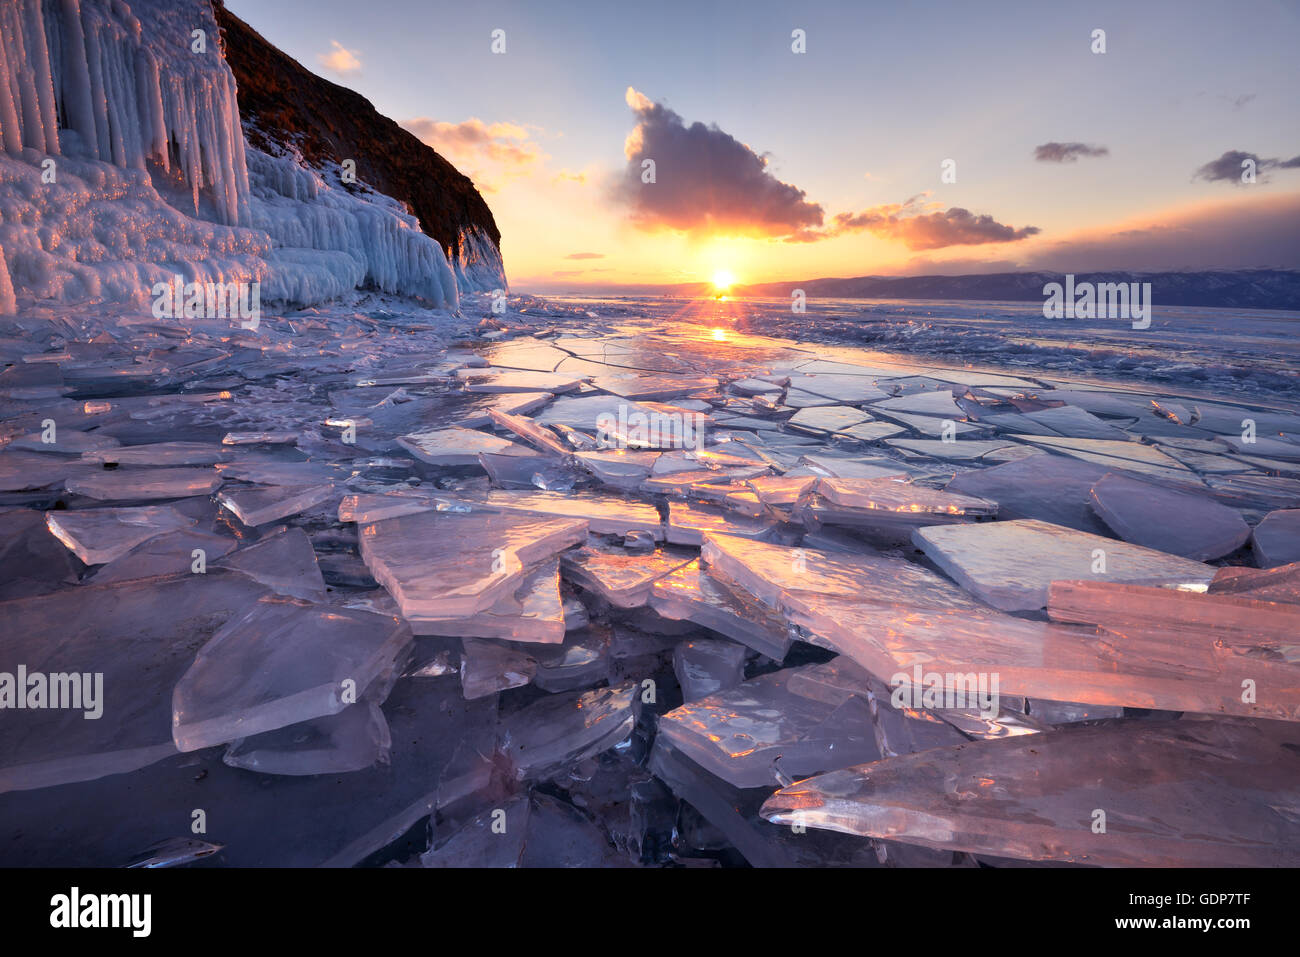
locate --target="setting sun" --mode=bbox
[711,269,736,291]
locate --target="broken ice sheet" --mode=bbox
[702,534,1285,720]
[912,518,1215,612]
[0,572,273,793]
[172,596,413,751]
[576,449,660,489]
[650,559,792,660]
[590,373,718,400]
[946,451,1112,534]
[869,390,970,418]
[88,527,238,585]
[761,718,1300,866]
[45,505,196,564]
[397,426,531,466]
[885,437,1021,461]
[785,405,872,436]
[498,681,639,781]
[1047,579,1300,669]
[458,368,585,393]
[83,441,229,465]
[533,626,611,692]
[665,501,780,547]
[359,508,586,622]
[795,477,997,539]
[1210,562,1300,605]
[65,466,221,502]
[215,526,327,601]
[1252,509,1300,568]
[1019,435,1201,486]
[419,560,565,643]
[649,737,884,868]
[224,701,391,776]
[1088,471,1250,560]
[562,541,696,608]
[10,429,120,454]
[459,637,538,699]
[477,488,663,537]
[222,431,299,445]
[673,638,747,701]
[658,662,880,789]
[217,483,335,526]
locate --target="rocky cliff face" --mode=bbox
[213,1,506,293]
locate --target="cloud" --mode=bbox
[564,252,604,260]
[403,117,547,190]
[619,87,823,239]
[826,195,1040,249]
[1022,192,1300,270]
[1034,142,1109,163]
[318,41,361,74]
[1194,149,1300,184]
[552,169,587,185]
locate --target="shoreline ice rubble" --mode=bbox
[1,288,1300,866]
[0,0,505,315]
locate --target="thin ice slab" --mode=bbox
[1088,472,1250,560]
[0,572,272,793]
[498,682,639,781]
[359,508,587,622]
[172,596,413,751]
[45,505,195,564]
[417,560,564,642]
[1252,509,1300,568]
[650,559,792,659]
[397,427,530,466]
[761,718,1300,866]
[562,542,696,608]
[912,519,1214,612]
[65,467,221,502]
[218,483,335,527]
[658,662,880,789]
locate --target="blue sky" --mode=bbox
[227,0,1300,288]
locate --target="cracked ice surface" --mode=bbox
[2,289,1300,867]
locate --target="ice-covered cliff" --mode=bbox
[0,0,507,315]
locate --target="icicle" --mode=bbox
[0,246,16,315]
[57,0,98,148]
[0,15,24,154]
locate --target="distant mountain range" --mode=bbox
[664,270,1300,311]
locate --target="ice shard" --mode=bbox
[172,597,413,751]
[657,663,881,788]
[498,682,639,781]
[45,505,196,564]
[359,507,587,623]
[761,718,1300,866]
[562,542,696,608]
[217,483,336,527]
[1088,472,1250,560]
